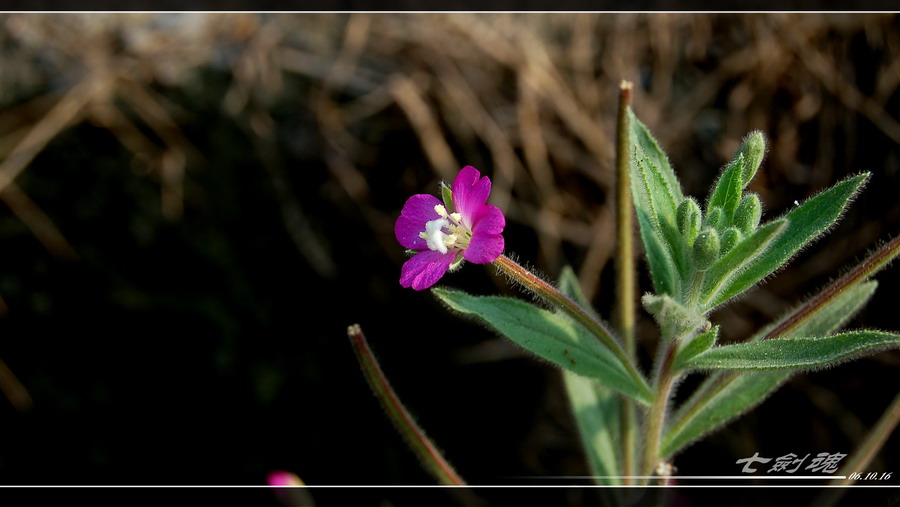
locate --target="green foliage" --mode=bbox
[661,371,788,458]
[699,219,787,310]
[628,107,870,317]
[692,229,720,272]
[707,154,744,223]
[558,267,622,486]
[433,289,653,404]
[673,325,719,370]
[733,194,762,235]
[662,280,879,457]
[676,198,701,246]
[621,110,899,466]
[735,131,766,186]
[707,173,870,309]
[719,227,742,255]
[681,331,900,371]
[637,207,681,297]
[643,293,707,342]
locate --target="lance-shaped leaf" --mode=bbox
[681,330,900,371]
[699,219,788,310]
[673,325,719,370]
[707,173,870,308]
[754,235,900,342]
[637,207,681,297]
[633,147,680,230]
[664,279,879,458]
[433,289,653,405]
[630,111,688,294]
[629,109,684,204]
[557,267,622,485]
[706,154,744,224]
[564,372,622,483]
[661,370,788,458]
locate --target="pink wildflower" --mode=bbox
[395,166,505,290]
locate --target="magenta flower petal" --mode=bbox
[472,204,505,236]
[464,232,504,264]
[395,194,442,250]
[400,250,457,290]
[452,166,491,227]
[463,204,505,263]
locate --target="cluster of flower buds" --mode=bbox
[676,133,766,272]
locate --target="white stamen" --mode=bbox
[424,218,450,254]
[420,206,473,254]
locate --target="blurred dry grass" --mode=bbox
[4,14,899,292]
[0,13,899,494]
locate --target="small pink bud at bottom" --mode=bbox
[267,470,304,487]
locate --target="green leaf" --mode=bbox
[557,266,603,323]
[708,173,870,308]
[673,325,719,370]
[636,207,680,297]
[628,109,684,204]
[558,267,623,487]
[699,219,788,310]
[751,281,879,342]
[633,146,679,233]
[564,371,622,484]
[682,330,900,371]
[707,154,744,223]
[662,280,878,457]
[632,145,689,281]
[433,289,653,405]
[660,371,788,458]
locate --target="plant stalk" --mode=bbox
[641,342,678,481]
[347,324,466,486]
[837,389,900,485]
[614,80,637,482]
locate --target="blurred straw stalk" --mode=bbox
[2,13,899,285]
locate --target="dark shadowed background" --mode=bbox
[0,13,898,506]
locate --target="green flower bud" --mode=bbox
[692,228,720,271]
[705,206,724,230]
[677,198,702,246]
[737,131,766,187]
[733,194,762,235]
[720,227,742,255]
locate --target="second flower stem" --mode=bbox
[641,342,679,480]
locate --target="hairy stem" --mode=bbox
[641,343,678,481]
[761,234,900,341]
[347,324,466,486]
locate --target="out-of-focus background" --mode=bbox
[0,13,898,505]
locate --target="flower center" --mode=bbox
[419,205,471,254]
